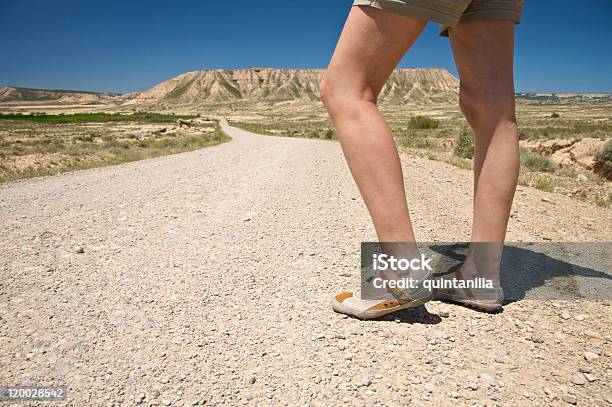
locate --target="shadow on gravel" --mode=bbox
[429,242,612,305]
[377,305,442,325]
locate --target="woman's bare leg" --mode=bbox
[450,21,519,282]
[321,6,426,243]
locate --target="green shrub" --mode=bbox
[550,112,560,118]
[453,126,474,159]
[520,148,557,172]
[306,130,319,139]
[323,129,334,140]
[595,195,608,208]
[75,134,94,142]
[407,115,440,129]
[101,135,118,147]
[533,176,554,192]
[517,173,529,186]
[397,134,436,149]
[448,156,473,170]
[594,140,612,180]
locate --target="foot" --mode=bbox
[331,289,430,320]
[435,260,504,312]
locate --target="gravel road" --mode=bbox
[1,120,610,406]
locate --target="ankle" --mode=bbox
[461,256,501,287]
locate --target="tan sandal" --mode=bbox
[332,288,431,320]
[435,266,504,312]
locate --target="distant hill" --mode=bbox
[2,68,458,106]
[126,68,460,106]
[516,92,612,104]
[4,71,611,109]
[0,86,125,103]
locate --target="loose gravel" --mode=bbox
[0,120,610,406]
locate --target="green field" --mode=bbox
[0,112,197,124]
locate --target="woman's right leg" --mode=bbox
[320,6,426,243]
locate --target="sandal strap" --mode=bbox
[436,265,503,302]
[379,269,433,305]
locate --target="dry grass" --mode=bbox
[228,101,611,207]
[0,116,229,183]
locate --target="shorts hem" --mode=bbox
[460,10,522,24]
[439,10,522,37]
[353,0,523,38]
[353,0,460,27]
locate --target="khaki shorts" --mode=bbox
[352,0,524,36]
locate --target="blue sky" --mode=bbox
[1,0,611,93]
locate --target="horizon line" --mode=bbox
[2,84,611,96]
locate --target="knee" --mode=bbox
[458,92,479,128]
[319,74,334,110]
[320,72,376,118]
[320,73,349,116]
[459,85,516,130]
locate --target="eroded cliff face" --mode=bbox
[1,68,459,107]
[128,67,459,105]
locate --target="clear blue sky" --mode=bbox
[1,0,611,93]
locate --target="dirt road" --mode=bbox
[0,120,610,406]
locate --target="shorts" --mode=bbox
[352,0,524,36]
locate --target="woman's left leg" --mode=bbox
[449,20,519,291]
